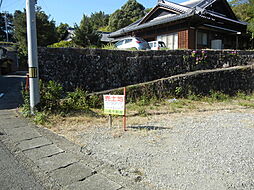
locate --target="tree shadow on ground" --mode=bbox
[128,125,169,131]
[0,75,25,110]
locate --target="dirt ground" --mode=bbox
[41,99,254,189]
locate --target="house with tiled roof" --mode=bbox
[109,0,247,49]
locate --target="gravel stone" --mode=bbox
[78,110,254,189]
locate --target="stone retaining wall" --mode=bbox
[38,48,254,92]
[92,65,254,101]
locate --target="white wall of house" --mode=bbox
[157,33,178,49]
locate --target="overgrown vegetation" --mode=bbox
[20,80,254,125]
[102,43,116,50]
[230,0,254,48]
[20,80,100,124]
[126,90,254,117]
[47,41,76,48]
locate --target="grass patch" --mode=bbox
[126,91,253,117]
[20,80,254,132]
[238,102,254,108]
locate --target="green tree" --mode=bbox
[13,10,27,53]
[13,7,58,54]
[108,0,146,32]
[56,23,69,41]
[145,8,153,13]
[73,14,101,48]
[90,11,109,31]
[230,0,254,38]
[36,8,58,46]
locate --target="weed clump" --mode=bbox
[20,80,100,123]
[37,80,64,112]
[102,43,116,50]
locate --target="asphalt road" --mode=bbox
[0,74,44,190]
[0,74,26,110]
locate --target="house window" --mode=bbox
[197,32,208,45]
[157,33,178,49]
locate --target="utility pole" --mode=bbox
[26,0,40,114]
[3,11,9,42]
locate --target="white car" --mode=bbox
[115,37,150,50]
[148,41,166,50]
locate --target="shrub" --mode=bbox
[88,95,102,108]
[48,41,76,48]
[102,43,116,50]
[37,80,64,112]
[33,111,48,125]
[61,88,90,112]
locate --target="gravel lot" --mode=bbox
[74,109,254,190]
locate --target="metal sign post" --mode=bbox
[26,0,40,114]
[123,87,127,131]
[109,114,112,128]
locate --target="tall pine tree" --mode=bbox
[73,15,101,47]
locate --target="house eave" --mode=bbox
[203,24,242,33]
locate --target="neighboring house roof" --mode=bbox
[110,11,195,37]
[64,28,75,42]
[109,0,247,38]
[99,32,115,42]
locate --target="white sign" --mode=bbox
[103,95,125,115]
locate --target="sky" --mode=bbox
[1,0,184,26]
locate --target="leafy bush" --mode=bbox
[48,40,75,48]
[61,88,90,112]
[88,95,102,108]
[102,43,116,50]
[22,80,101,116]
[33,111,48,125]
[37,80,64,112]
